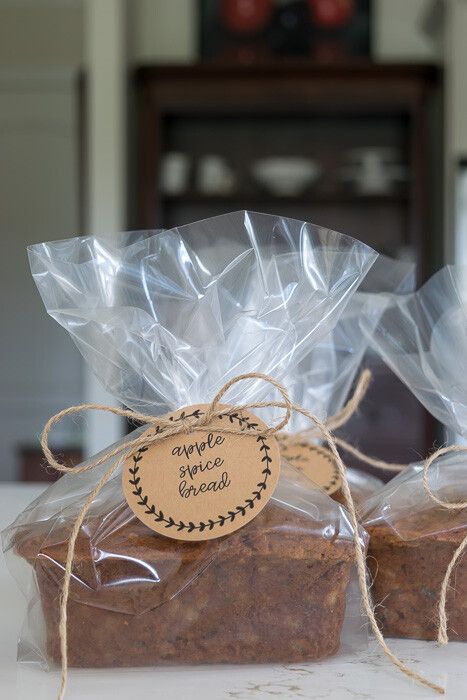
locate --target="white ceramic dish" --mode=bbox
[251,157,321,196]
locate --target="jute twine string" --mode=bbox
[41,372,444,700]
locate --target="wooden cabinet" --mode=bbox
[133,62,443,467]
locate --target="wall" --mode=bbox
[128,0,196,63]
[0,0,83,68]
[443,0,467,265]
[0,1,84,480]
[445,0,467,155]
[373,0,442,62]
[0,71,83,480]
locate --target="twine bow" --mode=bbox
[41,372,444,700]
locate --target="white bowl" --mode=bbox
[251,157,321,196]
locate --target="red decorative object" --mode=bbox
[222,0,273,34]
[201,0,370,62]
[308,0,355,28]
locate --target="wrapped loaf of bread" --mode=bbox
[361,265,467,641]
[362,460,467,641]
[2,212,376,668]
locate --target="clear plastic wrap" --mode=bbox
[27,212,376,413]
[360,265,467,641]
[362,265,467,435]
[271,254,415,503]
[2,211,376,669]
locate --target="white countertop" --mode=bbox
[0,483,465,700]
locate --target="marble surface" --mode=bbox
[0,483,465,700]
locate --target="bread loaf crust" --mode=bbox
[17,501,355,667]
[367,517,467,641]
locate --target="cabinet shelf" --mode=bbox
[162,192,408,206]
[135,62,442,468]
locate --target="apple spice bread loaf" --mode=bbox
[366,508,467,641]
[16,500,355,667]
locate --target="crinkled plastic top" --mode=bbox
[362,265,467,437]
[28,211,377,414]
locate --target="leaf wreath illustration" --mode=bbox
[127,409,273,532]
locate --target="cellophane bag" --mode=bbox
[2,211,377,669]
[275,254,415,504]
[360,265,467,641]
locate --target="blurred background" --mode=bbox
[0,0,465,482]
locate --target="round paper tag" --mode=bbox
[123,404,281,541]
[281,441,341,495]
